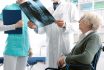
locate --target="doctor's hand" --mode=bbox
[57,56,65,68]
[15,20,23,28]
[28,21,37,29]
[55,20,65,28]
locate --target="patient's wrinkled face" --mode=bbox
[79,18,91,33]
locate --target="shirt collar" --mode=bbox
[53,1,61,4]
[78,30,94,44]
[83,30,94,37]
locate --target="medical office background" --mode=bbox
[0,0,104,66]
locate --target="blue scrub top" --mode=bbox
[0,3,30,56]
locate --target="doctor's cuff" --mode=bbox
[62,22,66,28]
[61,22,67,32]
[34,27,38,33]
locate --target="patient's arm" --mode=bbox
[66,35,100,64]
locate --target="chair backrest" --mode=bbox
[91,47,101,70]
[27,57,46,66]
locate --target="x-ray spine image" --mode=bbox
[20,0,55,28]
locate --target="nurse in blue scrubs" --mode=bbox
[0,0,32,70]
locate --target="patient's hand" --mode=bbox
[57,56,65,67]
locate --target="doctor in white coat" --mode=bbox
[28,0,79,68]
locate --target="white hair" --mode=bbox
[81,12,103,31]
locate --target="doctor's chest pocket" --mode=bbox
[54,13,63,20]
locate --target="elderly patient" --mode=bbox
[57,12,102,70]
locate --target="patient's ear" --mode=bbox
[88,24,93,29]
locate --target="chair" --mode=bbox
[45,47,102,70]
[102,46,104,51]
[91,47,101,70]
[0,57,46,70]
[27,57,46,70]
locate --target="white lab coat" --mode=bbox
[37,2,79,68]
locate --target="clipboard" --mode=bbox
[3,10,22,34]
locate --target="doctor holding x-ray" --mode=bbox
[28,0,79,68]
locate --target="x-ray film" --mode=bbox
[20,0,55,28]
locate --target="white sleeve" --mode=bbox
[34,26,46,34]
[63,3,79,33]
[0,20,16,31]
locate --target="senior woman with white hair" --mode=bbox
[57,12,102,70]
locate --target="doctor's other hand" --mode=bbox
[15,20,23,28]
[28,21,37,29]
[55,20,65,28]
